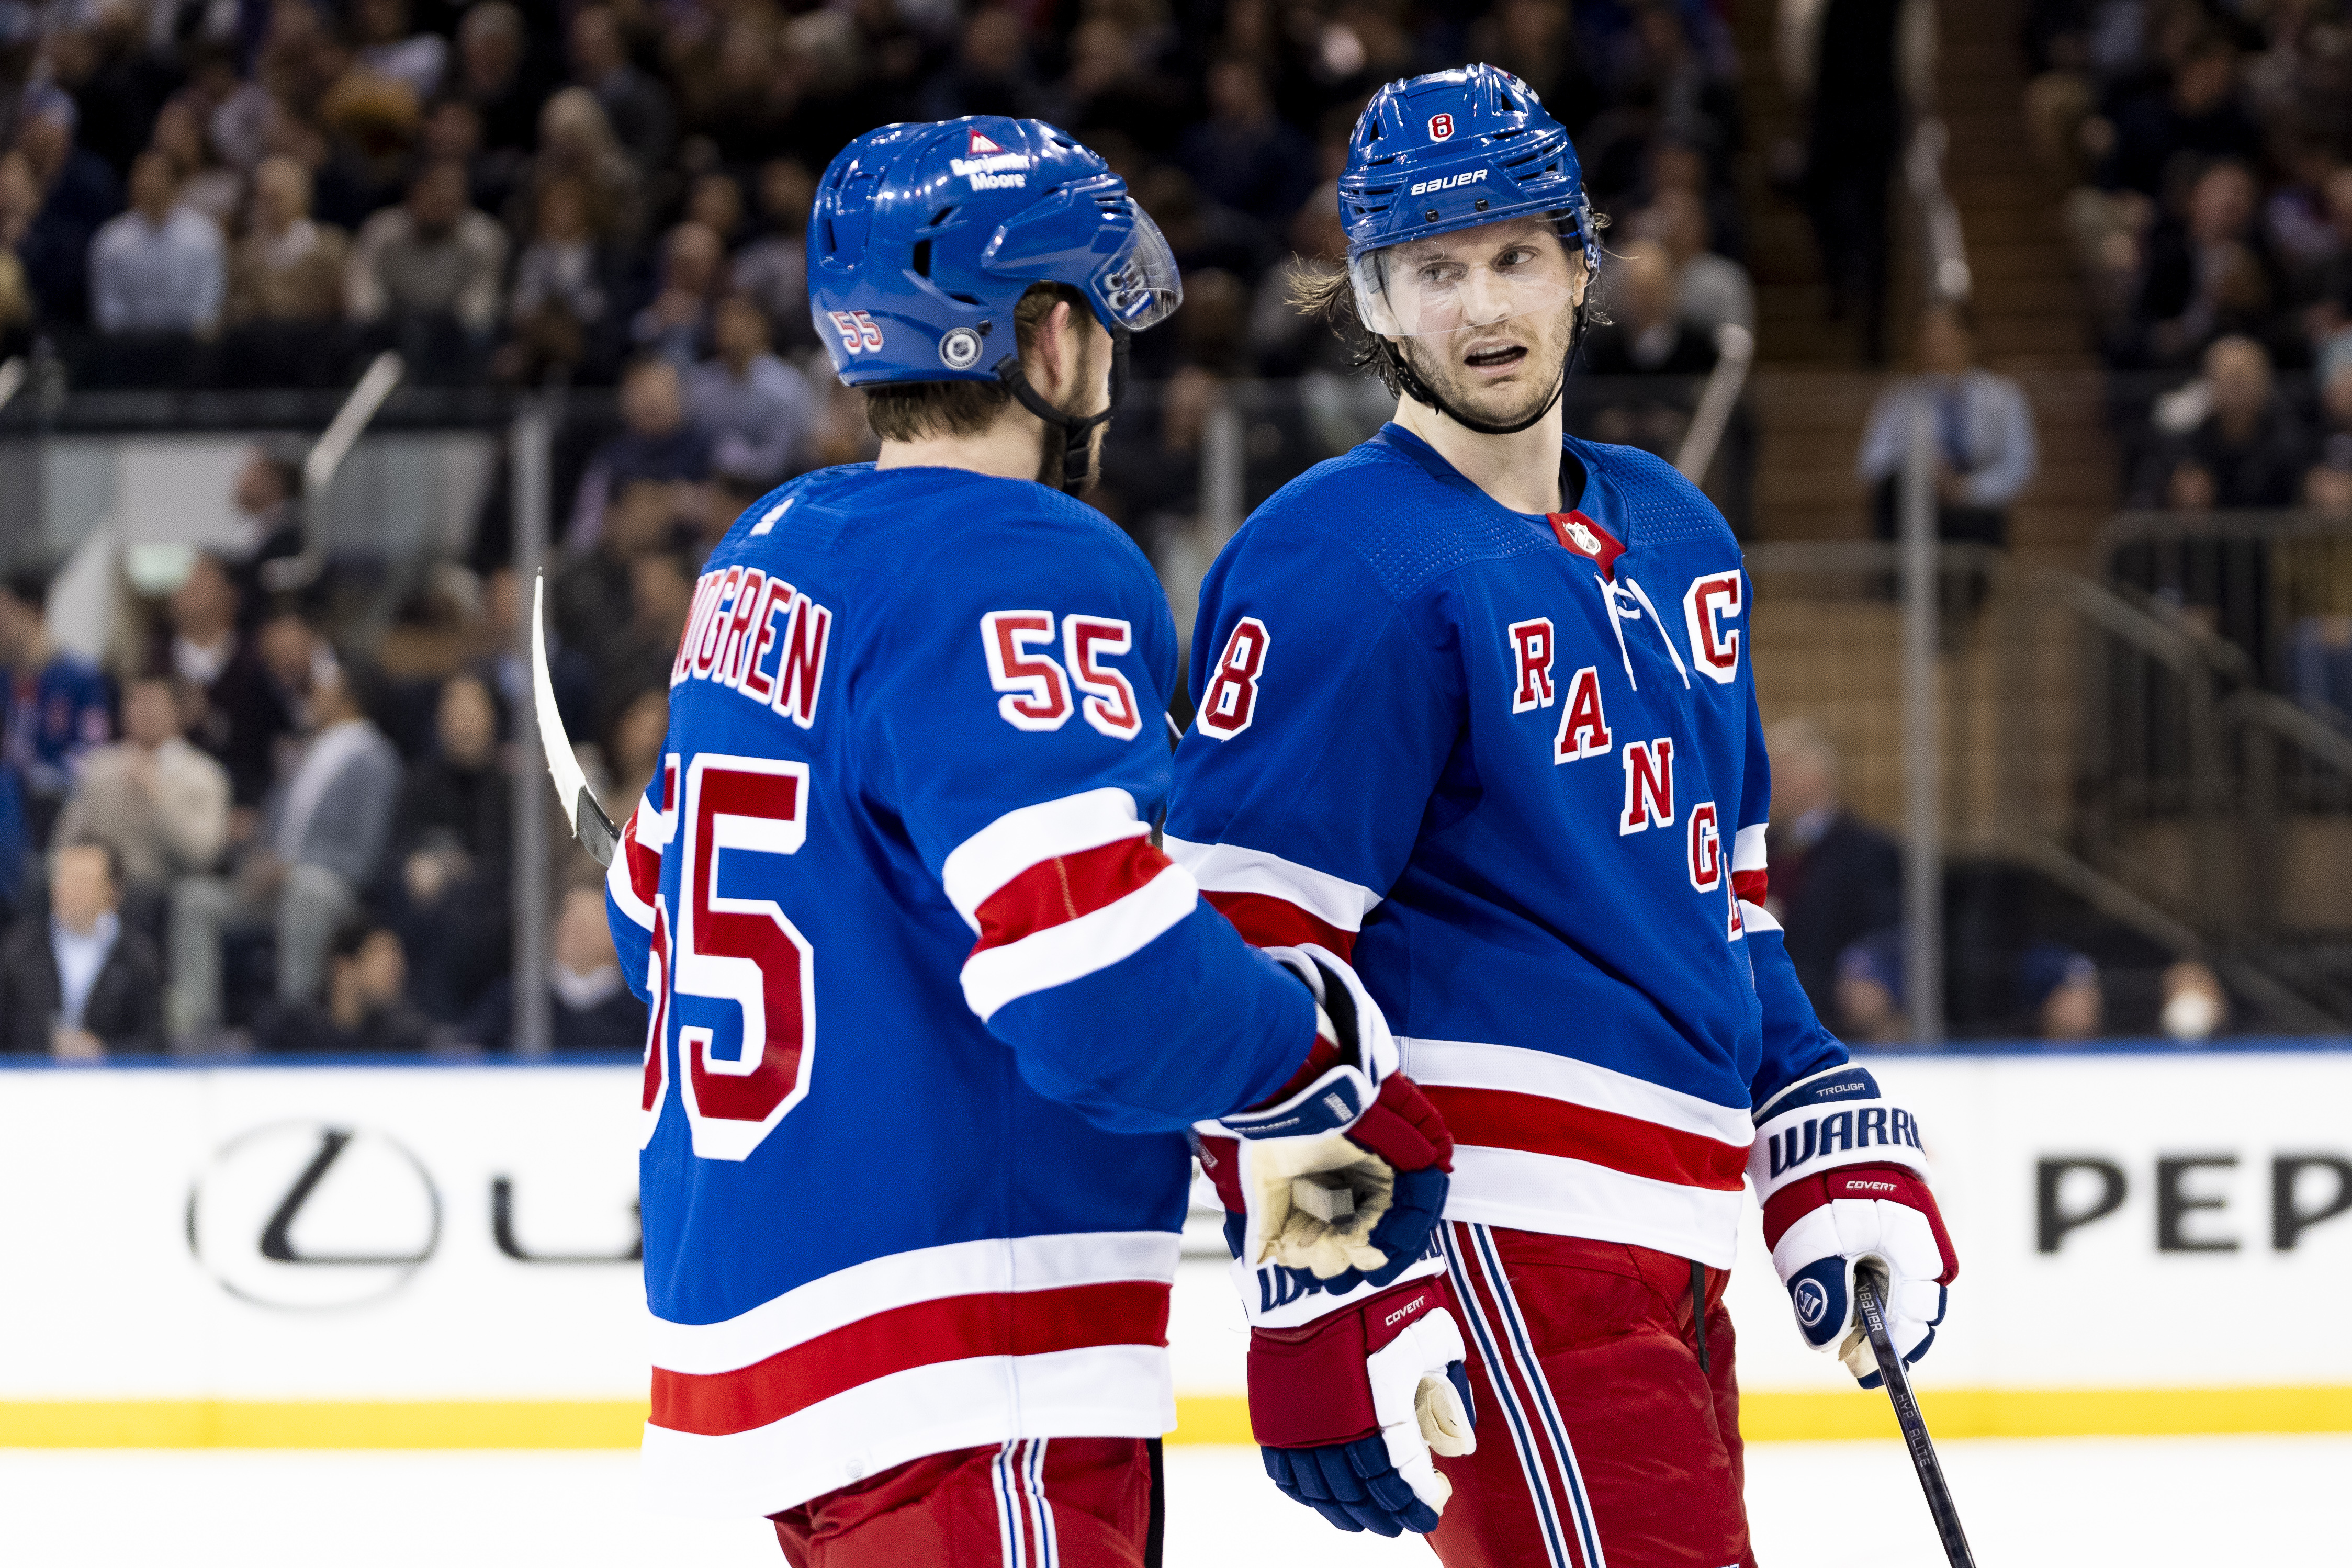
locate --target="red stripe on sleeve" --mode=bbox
[625,808,662,911]
[1201,890,1356,961]
[1423,1085,1749,1191]
[971,835,1171,954]
[649,1281,1171,1436]
[1731,869,1768,904]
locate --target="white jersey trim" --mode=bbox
[1739,897,1781,933]
[639,1343,1173,1517]
[941,788,1150,931]
[959,863,1198,1022]
[1444,1145,1743,1270]
[1396,1036,1753,1148]
[1160,834,1381,932]
[649,1231,1180,1376]
[1732,823,1768,873]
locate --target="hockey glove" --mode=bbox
[1208,944,1453,1292]
[1751,1066,1959,1387]
[1247,1268,1476,1536]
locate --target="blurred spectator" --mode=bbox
[456,2,543,159]
[472,565,593,750]
[920,8,1041,122]
[387,672,511,1022]
[1784,0,1930,362]
[1636,185,1754,334]
[1837,929,2101,1042]
[729,158,818,353]
[149,98,244,234]
[688,295,816,491]
[160,554,291,809]
[464,884,648,1051]
[605,686,669,809]
[90,151,224,335]
[502,174,620,384]
[0,570,113,846]
[1178,59,1315,231]
[2133,335,2309,509]
[2091,33,2262,200]
[20,87,122,324]
[352,0,449,104]
[224,447,307,591]
[1469,0,1604,139]
[346,160,509,376]
[260,917,432,1053]
[1583,240,1721,376]
[1764,718,1903,1023]
[224,156,351,328]
[524,87,642,248]
[1859,303,2039,552]
[632,220,726,367]
[592,546,695,728]
[565,356,712,553]
[0,156,43,348]
[2160,958,2229,1041]
[2130,161,2278,369]
[570,5,673,175]
[0,841,163,1058]
[170,658,401,1036]
[54,676,231,922]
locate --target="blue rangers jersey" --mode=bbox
[1167,424,1848,1269]
[605,462,1314,1516]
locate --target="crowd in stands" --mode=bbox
[0,0,1771,1056]
[2028,0,2352,520]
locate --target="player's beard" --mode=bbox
[1394,295,1578,431]
[1036,365,1111,492]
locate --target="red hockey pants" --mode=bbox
[769,1436,1158,1567]
[1431,1223,1758,1568]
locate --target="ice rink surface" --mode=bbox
[3,1435,2346,1566]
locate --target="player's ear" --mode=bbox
[1032,300,1077,401]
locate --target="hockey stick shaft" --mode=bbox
[532,572,621,868]
[1856,1268,1977,1567]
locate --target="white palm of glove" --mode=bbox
[1363,1305,1477,1516]
[1240,1130,1396,1278]
[1770,1197,1950,1378]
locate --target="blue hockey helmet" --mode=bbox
[1334,65,1595,433]
[1337,63,1593,267]
[807,117,1181,388]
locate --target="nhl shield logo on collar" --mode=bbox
[1428,112,1455,140]
[1547,510,1625,579]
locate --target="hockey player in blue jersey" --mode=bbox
[1169,67,1963,1566]
[601,116,1469,1566]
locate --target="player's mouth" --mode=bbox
[1461,342,1529,379]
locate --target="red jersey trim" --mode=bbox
[971,836,1171,955]
[1202,889,1358,961]
[650,1279,1171,1437]
[1424,1084,1750,1192]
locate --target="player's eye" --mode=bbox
[1419,263,1463,285]
[1496,247,1538,269]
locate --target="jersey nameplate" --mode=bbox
[673,565,834,729]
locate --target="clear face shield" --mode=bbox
[1093,201,1183,332]
[1349,215,1584,344]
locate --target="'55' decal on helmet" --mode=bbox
[827,310,884,354]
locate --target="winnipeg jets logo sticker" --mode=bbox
[950,128,1030,190]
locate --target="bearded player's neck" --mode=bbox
[1392,385,1567,516]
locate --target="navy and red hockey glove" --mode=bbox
[1752,1066,1960,1387]
[1206,944,1453,1292]
[1198,1131,1476,1536]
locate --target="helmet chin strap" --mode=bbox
[997,328,1132,493]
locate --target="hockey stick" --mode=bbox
[532,572,620,869]
[1855,1266,1977,1567]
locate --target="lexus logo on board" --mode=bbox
[185,1122,442,1311]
